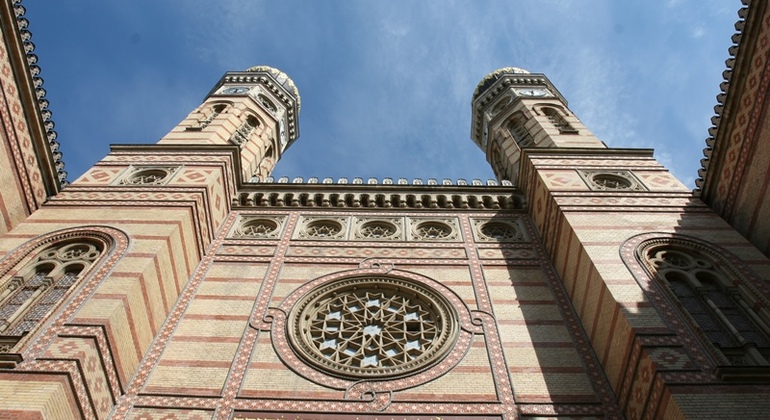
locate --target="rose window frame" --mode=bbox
[287,276,460,379]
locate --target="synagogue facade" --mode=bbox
[0,0,769,419]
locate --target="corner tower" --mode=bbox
[159,66,300,181]
[471,67,604,184]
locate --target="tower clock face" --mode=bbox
[515,88,551,98]
[221,86,250,94]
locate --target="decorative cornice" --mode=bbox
[252,176,511,187]
[694,0,751,194]
[233,182,524,211]
[9,0,66,186]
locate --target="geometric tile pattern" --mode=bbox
[635,172,687,191]
[0,35,47,228]
[43,336,114,419]
[541,170,588,190]
[286,245,467,259]
[126,408,214,420]
[645,347,697,371]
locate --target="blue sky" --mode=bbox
[24,1,738,187]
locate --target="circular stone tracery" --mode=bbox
[480,221,520,241]
[288,277,459,379]
[359,221,397,239]
[414,221,452,239]
[122,169,169,185]
[304,220,342,238]
[590,173,632,190]
[237,219,278,237]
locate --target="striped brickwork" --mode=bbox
[158,96,279,181]
[100,208,622,419]
[0,372,81,419]
[0,145,238,418]
[522,149,770,418]
[0,18,48,235]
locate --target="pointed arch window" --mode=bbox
[0,240,103,340]
[542,107,578,134]
[642,242,770,368]
[506,116,534,148]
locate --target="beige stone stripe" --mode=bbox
[213,212,299,420]
[110,214,239,418]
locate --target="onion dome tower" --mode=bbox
[159,65,301,182]
[471,67,603,185]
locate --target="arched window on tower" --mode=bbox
[188,103,228,131]
[229,115,261,148]
[506,116,534,148]
[0,240,103,341]
[542,106,578,134]
[642,242,770,369]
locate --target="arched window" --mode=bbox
[641,241,770,367]
[188,103,228,130]
[0,240,103,338]
[229,115,261,147]
[506,116,534,148]
[542,106,578,134]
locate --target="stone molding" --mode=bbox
[234,185,523,211]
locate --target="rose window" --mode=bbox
[480,222,520,241]
[359,221,397,239]
[288,277,458,378]
[415,222,452,239]
[305,220,342,238]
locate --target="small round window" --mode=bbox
[414,222,452,239]
[305,220,342,238]
[480,221,520,241]
[591,174,632,190]
[122,169,169,185]
[359,221,397,239]
[237,219,278,237]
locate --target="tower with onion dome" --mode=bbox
[159,66,300,182]
[470,67,604,185]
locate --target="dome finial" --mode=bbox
[245,65,301,111]
[473,67,530,102]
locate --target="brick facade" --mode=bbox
[2,1,770,419]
